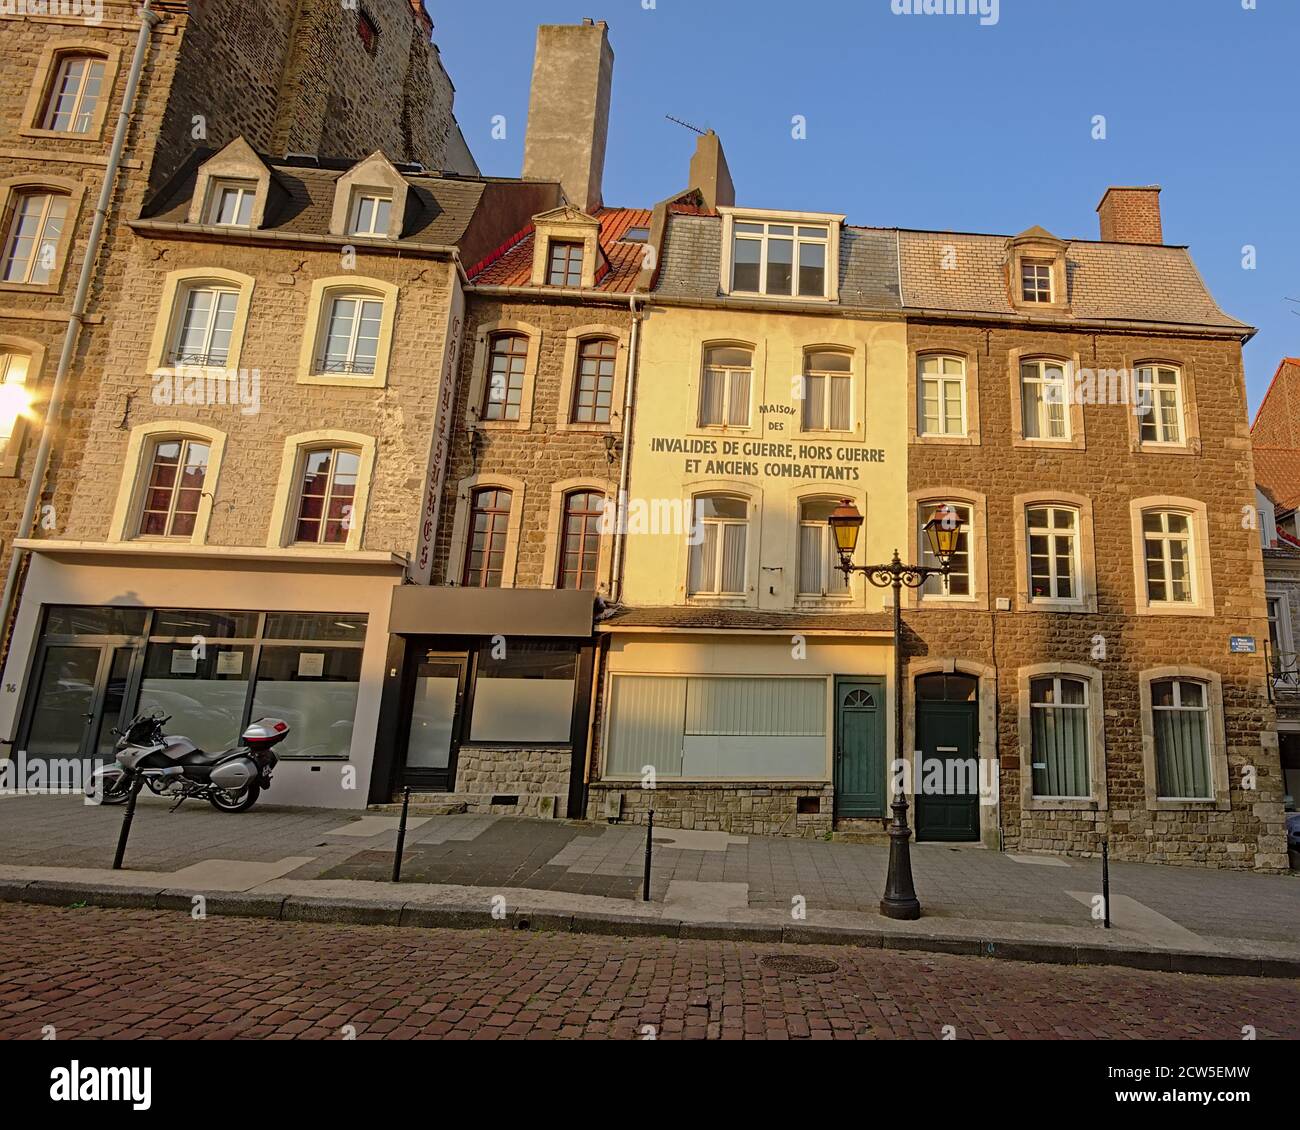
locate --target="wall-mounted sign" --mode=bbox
[648,435,886,482]
[1229,636,1257,654]
[298,652,326,678]
[216,651,244,676]
[170,650,197,674]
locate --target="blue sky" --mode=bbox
[431,0,1297,414]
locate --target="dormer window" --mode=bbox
[1021,258,1054,303]
[720,209,842,300]
[548,240,584,287]
[349,190,392,238]
[1007,228,1068,311]
[206,180,256,227]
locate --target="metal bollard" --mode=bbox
[642,809,654,902]
[391,785,411,883]
[112,773,146,871]
[1101,839,1111,930]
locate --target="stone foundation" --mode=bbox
[443,745,573,818]
[586,782,834,839]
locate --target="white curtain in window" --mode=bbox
[1031,704,1089,797]
[606,675,686,776]
[727,370,750,426]
[803,374,825,430]
[830,376,851,430]
[799,524,822,593]
[721,523,746,592]
[1155,708,1211,799]
[699,368,724,426]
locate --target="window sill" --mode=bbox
[0,280,62,296]
[17,126,104,142]
[297,371,387,389]
[1146,797,1230,813]
[468,417,531,432]
[722,290,833,305]
[1012,436,1085,452]
[1136,441,1199,457]
[1135,602,1213,618]
[1025,797,1104,812]
[1020,598,1097,615]
[556,420,618,434]
[912,433,979,446]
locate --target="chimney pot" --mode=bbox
[1097,185,1163,244]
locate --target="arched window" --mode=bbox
[293,447,361,545]
[571,338,617,423]
[1,190,68,285]
[1028,675,1091,799]
[559,490,605,589]
[137,437,210,538]
[698,346,752,428]
[0,349,32,451]
[463,488,513,588]
[41,54,106,133]
[1150,678,1212,800]
[802,350,852,432]
[482,332,528,421]
[798,498,850,596]
[688,494,748,596]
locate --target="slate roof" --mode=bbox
[468,207,653,292]
[597,606,892,633]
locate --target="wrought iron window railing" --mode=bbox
[1265,643,1300,703]
[315,357,376,375]
[167,350,229,367]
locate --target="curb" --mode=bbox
[0,878,1295,980]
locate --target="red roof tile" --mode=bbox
[1252,358,1300,447]
[1254,447,1300,511]
[469,207,652,293]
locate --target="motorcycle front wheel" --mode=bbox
[89,775,131,806]
[209,783,260,813]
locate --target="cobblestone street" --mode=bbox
[1,903,1295,1041]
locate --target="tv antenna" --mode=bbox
[666,114,708,136]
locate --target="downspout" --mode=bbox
[609,292,642,603]
[0,1,161,666]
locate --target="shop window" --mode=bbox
[250,645,362,759]
[469,641,576,743]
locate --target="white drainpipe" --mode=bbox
[0,2,161,666]
[609,292,642,604]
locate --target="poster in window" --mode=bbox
[297,651,325,678]
[170,650,198,674]
[216,651,244,676]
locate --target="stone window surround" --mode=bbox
[1012,490,1099,614]
[1016,661,1109,813]
[464,318,542,432]
[329,151,409,241]
[717,206,845,303]
[908,346,981,447]
[904,487,989,611]
[1122,353,1202,456]
[0,334,46,478]
[540,476,617,593]
[1128,495,1215,617]
[689,337,765,439]
[1007,347,1086,450]
[903,657,1000,849]
[679,478,761,608]
[530,208,602,289]
[1007,232,1070,313]
[20,40,122,142]
[1137,665,1230,813]
[187,137,273,230]
[266,429,376,552]
[295,275,398,389]
[447,472,526,589]
[146,266,256,374]
[108,419,228,546]
[790,484,866,609]
[796,341,866,439]
[555,323,629,432]
[0,174,85,295]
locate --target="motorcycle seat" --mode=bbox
[177,747,239,766]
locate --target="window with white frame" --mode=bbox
[1029,675,1091,798]
[1021,258,1054,303]
[1142,509,1195,605]
[292,447,360,546]
[1150,678,1212,800]
[698,345,752,428]
[802,350,852,432]
[1021,359,1069,440]
[137,437,210,538]
[168,284,239,367]
[316,293,383,375]
[1,191,68,285]
[1136,365,1184,444]
[41,54,106,133]
[918,355,966,437]
[348,190,392,237]
[1027,506,1080,602]
[799,499,850,597]
[730,219,829,298]
[920,501,971,598]
[688,494,748,596]
[205,180,256,227]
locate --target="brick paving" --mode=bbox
[0,903,1296,1040]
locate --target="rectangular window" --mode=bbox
[688,496,748,596]
[0,351,30,448]
[1030,676,1090,798]
[799,499,850,597]
[43,55,106,133]
[1143,510,1194,604]
[138,438,209,538]
[729,219,829,298]
[207,181,256,227]
[803,351,852,432]
[482,333,527,421]
[698,346,752,428]
[2,192,68,285]
[918,355,966,436]
[921,502,971,598]
[572,338,617,423]
[320,295,383,374]
[349,191,392,237]
[1021,259,1053,303]
[1021,360,1069,440]
[547,240,584,287]
[170,286,239,366]
[469,641,576,743]
[1027,506,1078,601]
[1152,679,1212,799]
[293,447,360,545]
[1137,366,1183,444]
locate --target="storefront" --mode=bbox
[0,542,401,806]
[369,586,597,818]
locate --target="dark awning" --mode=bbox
[389,586,596,638]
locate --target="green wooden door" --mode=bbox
[834,677,885,819]
[914,698,979,842]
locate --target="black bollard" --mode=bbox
[112,773,146,871]
[1101,839,1111,930]
[391,785,411,883]
[642,809,654,902]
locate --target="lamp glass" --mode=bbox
[827,500,863,557]
[924,505,960,562]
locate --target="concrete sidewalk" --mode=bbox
[0,795,1296,977]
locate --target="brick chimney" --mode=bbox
[688,130,734,211]
[1097,186,1163,244]
[522,19,614,213]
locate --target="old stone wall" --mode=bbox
[446,745,572,818]
[586,781,835,840]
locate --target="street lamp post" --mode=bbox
[827,500,960,920]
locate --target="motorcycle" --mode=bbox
[85,711,289,813]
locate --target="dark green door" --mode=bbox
[914,677,979,842]
[834,677,885,819]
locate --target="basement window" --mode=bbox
[357,11,379,57]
